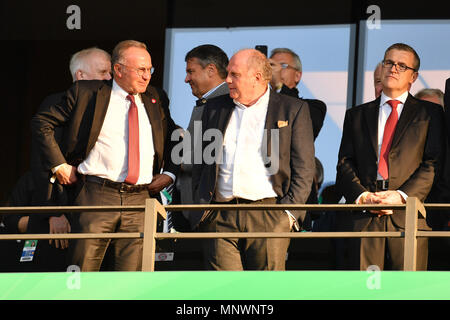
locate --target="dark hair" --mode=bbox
[384,43,420,71]
[185,44,229,79]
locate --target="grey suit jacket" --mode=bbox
[191,90,315,228]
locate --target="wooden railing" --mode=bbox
[1,197,449,271]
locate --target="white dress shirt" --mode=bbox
[215,87,277,202]
[78,80,155,184]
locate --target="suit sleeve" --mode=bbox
[336,110,368,203]
[308,99,327,140]
[278,100,315,209]
[156,87,181,177]
[31,83,79,171]
[399,104,445,200]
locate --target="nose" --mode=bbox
[389,63,399,73]
[105,73,112,80]
[142,72,151,81]
[185,74,190,83]
[226,73,232,84]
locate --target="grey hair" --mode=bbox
[415,88,444,106]
[69,47,111,82]
[269,48,302,72]
[111,40,147,66]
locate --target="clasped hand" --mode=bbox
[360,190,405,217]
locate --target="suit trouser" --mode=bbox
[70,179,149,271]
[199,197,291,271]
[359,215,428,271]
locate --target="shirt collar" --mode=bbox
[380,90,409,107]
[233,85,270,110]
[112,79,140,102]
[202,82,226,99]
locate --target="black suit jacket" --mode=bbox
[31,79,179,186]
[336,94,445,231]
[192,90,315,227]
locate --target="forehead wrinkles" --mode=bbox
[122,49,151,67]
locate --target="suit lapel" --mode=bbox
[363,98,380,158]
[209,82,229,99]
[141,89,164,169]
[216,97,235,135]
[86,81,112,157]
[391,94,419,149]
[264,91,280,157]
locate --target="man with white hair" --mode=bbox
[69,47,112,81]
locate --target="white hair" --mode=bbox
[69,47,111,81]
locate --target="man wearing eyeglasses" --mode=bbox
[32,40,179,271]
[269,48,326,140]
[336,43,445,270]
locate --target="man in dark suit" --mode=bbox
[269,48,327,231]
[0,47,113,272]
[192,49,315,270]
[32,40,179,271]
[178,44,229,230]
[269,48,327,140]
[336,43,445,270]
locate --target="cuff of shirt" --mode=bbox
[355,191,369,204]
[397,190,408,202]
[284,210,300,232]
[50,163,66,183]
[162,171,176,184]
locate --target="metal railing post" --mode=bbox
[403,197,425,271]
[141,199,166,272]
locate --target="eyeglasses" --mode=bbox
[270,62,299,71]
[382,60,416,72]
[280,63,299,70]
[118,63,154,76]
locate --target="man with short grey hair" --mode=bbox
[415,88,444,107]
[32,40,179,271]
[269,48,326,140]
[69,47,112,82]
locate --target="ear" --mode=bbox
[295,71,302,84]
[254,71,263,83]
[113,63,123,78]
[206,63,217,77]
[75,70,83,81]
[411,71,419,84]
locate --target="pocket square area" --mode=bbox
[277,120,288,128]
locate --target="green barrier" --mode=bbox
[0,271,449,300]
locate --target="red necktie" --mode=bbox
[125,95,140,184]
[378,100,400,180]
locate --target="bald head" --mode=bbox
[374,62,383,98]
[226,49,271,106]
